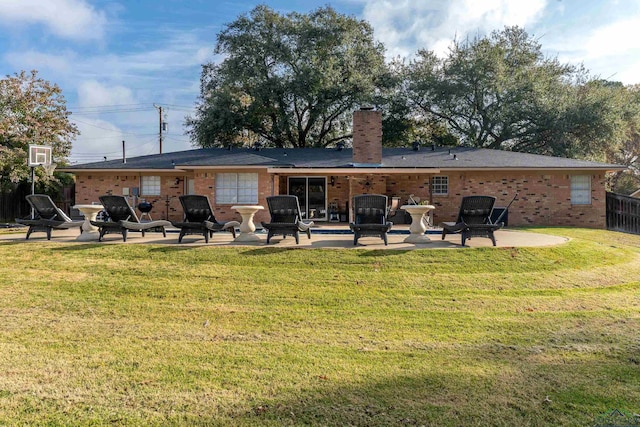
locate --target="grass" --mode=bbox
[0,227,639,426]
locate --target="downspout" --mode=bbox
[348,175,353,223]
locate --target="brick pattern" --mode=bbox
[74,170,606,229]
[352,110,382,165]
[432,171,606,228]
[193,169,272,223]
[285,171,605,228]
[74,173,184,221]
[75,170,274,223]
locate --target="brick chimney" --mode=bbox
[352,107,382,166]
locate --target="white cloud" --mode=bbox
[4,50,73,74]
[70,118,127,163]
[196,47,214,64]
[76,80,137,108]
[582,17,640,59]
[0,0,106,41]
[362,0,547,58]
[359,0,640,84]
[70,113,168,163]
[533,1,640,84]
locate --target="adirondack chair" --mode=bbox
[441,195,502,246]
[349,194,393,245]
[16,194,83,240]
[261,195,313,244]
[171,195,239,243]
[91,195,171,242]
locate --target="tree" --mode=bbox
[0,70,78,192]
[403,27,619,158]
[375,59,459,147]
[187,5,387,148]
[601,83,640,193]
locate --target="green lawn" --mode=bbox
[0,228,639,426]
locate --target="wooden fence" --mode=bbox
[606,192,640,235]
[0,185,75,223]
[0,186,31,223]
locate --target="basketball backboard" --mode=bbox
[28,145,52,167]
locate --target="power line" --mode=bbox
[162,103,196,109]
[69,138,161,162]
[67,103,151,110]
[73,108,153,115]
[71,118,157,136]
[163,135,190,142]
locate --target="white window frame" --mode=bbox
[186,178,196,195]
[432,176,449,195]
[215,173,258,204]
[570,175,591,205]
[141,176,161,196]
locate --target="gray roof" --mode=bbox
[62,146,624,171]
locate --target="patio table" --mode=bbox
[231,205,264,242]
[73,204,104,241]
[401,204,435,243]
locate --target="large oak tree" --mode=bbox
[403,27,620,158]
[187,5,387,148]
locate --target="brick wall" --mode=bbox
[74,169,607,228]
[74,169,274,223]
[74,172,184,221]
[273,170,606,228]
[192,169,273,223]
[352,109,382,165]
[432,170,606,228]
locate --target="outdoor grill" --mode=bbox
[137,201,153,221]
[137,201,153,213]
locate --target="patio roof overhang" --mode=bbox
[175,165,270,170]
[266,167,441,174]
[59,165,625,174]
[57,168,186,173]
[434,166,627,172]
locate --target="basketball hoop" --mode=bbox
[28,144,52,167]
[42,163,57,177]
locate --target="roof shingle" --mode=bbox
[62,146,624,171]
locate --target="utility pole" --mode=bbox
[153,104,166,154]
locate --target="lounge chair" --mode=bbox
[441,195,502,246]
[16,194,83,240]
[349,194,393,245]
[261,195,313,244]
[90,195,171,242]
[171,195,239,243]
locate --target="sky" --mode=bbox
[1,0,639,165]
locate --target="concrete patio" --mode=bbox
[1,223,568,249]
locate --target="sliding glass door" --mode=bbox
[288,177,327,220]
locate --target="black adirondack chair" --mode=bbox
[16,194,83,240]
[349,194,393,245]
[91,195,171,242]
[171,195,239,243]
[261,195,313,244]
[441,195,502,246]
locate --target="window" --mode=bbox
[186,178,196,195]
[141,176,161,195]
[215,173,258,204]
[571,175,591,205]
[432,176,448,195]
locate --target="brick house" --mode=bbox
[61,109,624,228]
